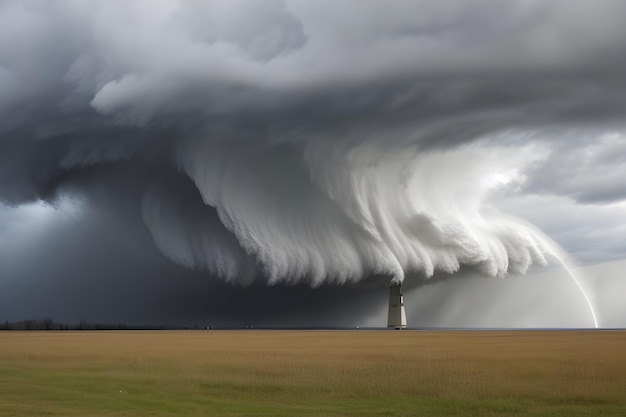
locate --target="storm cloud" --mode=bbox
[1,0,625,326]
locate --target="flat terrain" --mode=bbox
[1,330,625,416]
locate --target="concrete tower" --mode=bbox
[387,283,407,329]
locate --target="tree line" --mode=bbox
[1,319,131,330]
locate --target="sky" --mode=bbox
[1,0,625,328]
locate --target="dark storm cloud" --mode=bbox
[3,1,626,178]
[1,0,626,325]
[0,197,387,327]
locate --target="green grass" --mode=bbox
[1,330,625,416]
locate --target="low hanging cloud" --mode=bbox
[1,0,626,294]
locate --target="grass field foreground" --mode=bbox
[1,330,625,416]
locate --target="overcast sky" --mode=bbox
[1,0,625,327]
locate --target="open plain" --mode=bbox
[1,330,625,416]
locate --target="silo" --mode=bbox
[387,284,407,329]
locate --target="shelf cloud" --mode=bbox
[1,0,625,325]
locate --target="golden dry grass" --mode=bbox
[1,330,625,416]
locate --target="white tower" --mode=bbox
[387,283,407,329]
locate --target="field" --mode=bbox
[1,330,625,416]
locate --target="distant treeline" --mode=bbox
[1,319,176,331]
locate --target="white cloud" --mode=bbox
[492,193,626,264]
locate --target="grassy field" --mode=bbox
[1,330,625,416]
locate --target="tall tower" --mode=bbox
[387,283,407,329]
